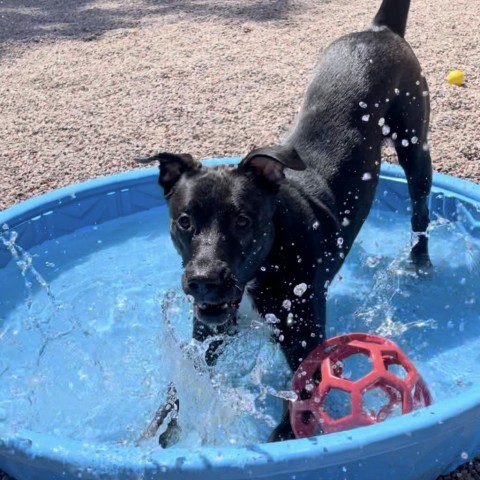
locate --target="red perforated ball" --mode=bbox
[290,333,432,438]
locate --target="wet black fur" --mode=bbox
[137,0,432,441]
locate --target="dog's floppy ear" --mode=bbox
[239,145,306,185]
[135,152,202,197]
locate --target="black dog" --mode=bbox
[137,0,432,441]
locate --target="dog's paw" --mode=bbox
[409,252,433,277]
[159,419,182,448]
[268,419,296,443]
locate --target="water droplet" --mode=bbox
[392,132,398,140]
[411,136,418,144]
[394,88,400,95]
[461,451,469,460]
[366,256,381,268]
[282,299,292,310]
[293,283,308,297]
[342,218,350,227]
[401,139,409,147]
[312,221,319,230]
[362,114,370,122]
[265,313,279,324]
[422,91,429,97]
[378,117,385,127]
[359,101,368,108]
[362,172,372,181]
[382,124,391,136]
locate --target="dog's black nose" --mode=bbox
[184,264,232,299]
[187,276,221,296]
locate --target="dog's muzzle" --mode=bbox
[182,264,244,326]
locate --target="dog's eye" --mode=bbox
[177,214,191,230]
[235,215,251,229]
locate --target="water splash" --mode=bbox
[153,290,288,447]
[1,226,54,307]
[0,226,85,371]
[428,215,480,273]
[354,242,436,337]
[375,316,437,337]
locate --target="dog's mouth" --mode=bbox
[193,299,240,326]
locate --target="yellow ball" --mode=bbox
[446,70,465,86]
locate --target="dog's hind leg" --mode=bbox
[395,142,433,269]
[389,91,433,269]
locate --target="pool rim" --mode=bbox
[2,159,480,230]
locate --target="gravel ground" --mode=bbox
[0,0,479,478]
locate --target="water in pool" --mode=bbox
[0,203,479,449]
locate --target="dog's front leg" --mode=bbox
[269,296,327,442]
[192,317,237,366]
[269,400,297,442]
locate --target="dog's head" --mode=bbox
[137,146,306,327]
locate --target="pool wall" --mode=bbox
[2,160,480,270]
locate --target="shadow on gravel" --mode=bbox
[0,0,141,49]
[143,0,293,22]
[0,0,295,57]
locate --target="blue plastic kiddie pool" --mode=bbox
[1,158,479,480]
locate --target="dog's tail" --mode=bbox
[372,0,411,38]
